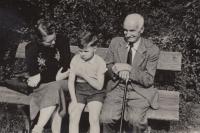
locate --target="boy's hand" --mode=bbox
[27,74,41,87]
[68,101,78,114]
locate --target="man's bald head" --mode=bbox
[123,13,144,43]
[123,13,144,30]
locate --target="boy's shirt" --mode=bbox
[70,54,107,83]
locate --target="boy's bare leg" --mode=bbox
[32,106,56,133]
[51,108,62,133]
[69,103,85,133]
[88,101,103,133]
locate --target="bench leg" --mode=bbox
[17,105,31,133]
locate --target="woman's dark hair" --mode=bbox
[31,19,56,42]
[38,19,56,34]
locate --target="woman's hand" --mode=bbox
[27,74,41,87]
[56,67,70,81]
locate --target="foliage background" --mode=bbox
[0,0,200,132]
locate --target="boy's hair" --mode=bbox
[78,31,98,49]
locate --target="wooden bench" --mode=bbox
[0,42,182,132]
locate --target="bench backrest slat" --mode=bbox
[15,43,182,71]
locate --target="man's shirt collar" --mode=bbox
[125,37,141,50]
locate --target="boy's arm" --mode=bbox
[68,70,77,102]
[76,58,107,91]
[76,71,105,90]
[86,74,105,90]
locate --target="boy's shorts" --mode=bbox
[75,82,105,104]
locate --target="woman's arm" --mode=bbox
[25,42,40,76]
[25,42,41,87]
[56,34,71,72]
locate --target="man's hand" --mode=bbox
[27,74,41,87]
[118,70,130,82]
[112,63,132,74]
[56,67,70,81]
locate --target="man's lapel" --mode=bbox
[117,38,128,63]
[132,38,147,67]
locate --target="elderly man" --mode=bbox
[100,13,160,132]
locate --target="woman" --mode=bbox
[26,19,71,133]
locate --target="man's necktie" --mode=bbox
[127,43,134,65]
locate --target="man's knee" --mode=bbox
[127,113,146,127]
[100,104,121,124]
[100,111,118,124]
[127,114,147,131]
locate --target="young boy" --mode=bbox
[68,31,107,133]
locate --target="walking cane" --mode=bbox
[119,80,128,133]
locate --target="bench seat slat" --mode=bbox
[159,90,179,108]
[0,86,179,121]
[147,90,179,121]
[0,87,29,105]
[147,108,179,121]
[0,87,180,121]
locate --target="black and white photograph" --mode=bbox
[0,0,199,132]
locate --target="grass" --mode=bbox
[0,103,27,133]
